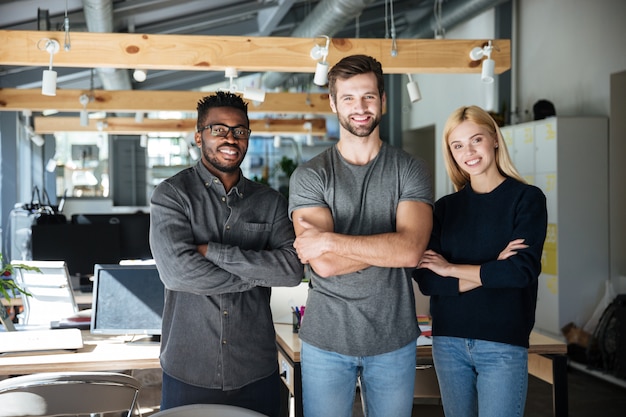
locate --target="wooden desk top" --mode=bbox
[274,324,567,362]
[0,331,160,376]
[0,325,565,377]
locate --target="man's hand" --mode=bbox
[293,217,328,264]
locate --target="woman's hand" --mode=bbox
[417,249,452,277]
[498,239,528,260]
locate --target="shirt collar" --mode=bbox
[194,161,246,198]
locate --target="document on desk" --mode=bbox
[0,328,83,354]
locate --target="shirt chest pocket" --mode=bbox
[235,222,272,249]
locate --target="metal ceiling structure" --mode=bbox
[0,0,508,94]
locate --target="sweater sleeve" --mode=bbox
[412,200,460,296]
[480,186,547,288]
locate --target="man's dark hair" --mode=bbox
[327,55,385,100]
[196,91,249,130]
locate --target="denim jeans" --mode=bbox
[160,370,281,417]
[432,336,528,417]
[301,340,416,417]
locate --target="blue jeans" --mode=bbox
[432,336,528,417]
[301,341,416,417]
[160,370,281,417]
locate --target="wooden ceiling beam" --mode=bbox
[0,30,510,74]
[34,116,327,135]
[0,88,333,114]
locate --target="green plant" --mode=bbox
[1,254,39,330]
[0,254,37,302]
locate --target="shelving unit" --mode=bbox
[501,117,609,337]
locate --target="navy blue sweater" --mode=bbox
[413,178,547,348]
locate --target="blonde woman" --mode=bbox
[413,105,547,417]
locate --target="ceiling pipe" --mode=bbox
[400,0,509,38]
[262,0,376,90]
[263,0,506,90]
[82,0,132,91]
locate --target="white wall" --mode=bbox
[516,0,626,118]
[404,0,626,198]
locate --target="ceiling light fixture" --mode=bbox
[406,74,422,103]
[79,94,91,126]
[223,67,266,102]
[469,40,495,83]
[310,35,330,86]
[39,38,60,96]
[303,121,314,146]
[133,69,147,82]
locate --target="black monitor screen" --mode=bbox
[90,264,164,338]
[72,212,152,260]
[31,223,122,278]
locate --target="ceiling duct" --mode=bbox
[262,0,376,90]
[400,0,509,38]
[82,0,132,91]
[263,0,506,91]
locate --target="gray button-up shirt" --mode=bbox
[150,162,303,390]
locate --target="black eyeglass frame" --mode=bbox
[197,123,252,140]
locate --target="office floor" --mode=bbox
[351,365,626,417]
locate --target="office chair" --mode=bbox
[150,404,268,417]
[0,371,141,417]
[10,260,78,326]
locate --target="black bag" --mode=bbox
[587,294,626,379]
[27,186,67,225]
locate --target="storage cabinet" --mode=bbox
[500,117,609,336]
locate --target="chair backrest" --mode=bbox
[10,260,78,326]
[0,371,141,417]
[151,404,268,417]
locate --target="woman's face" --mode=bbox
[447,120,499,179]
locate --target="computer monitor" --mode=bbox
[72,212,152,260]
[90,264,164,341]
[31,223,122,279]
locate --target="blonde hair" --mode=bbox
[442,105,525,191]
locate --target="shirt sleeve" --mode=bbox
[204,196,304,288]
[150,180,255,295]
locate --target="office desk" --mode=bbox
[0,331,160,376]
[275,324,569,417]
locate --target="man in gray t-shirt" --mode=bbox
[288,55,433,417]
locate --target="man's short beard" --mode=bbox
[338,113,380,137]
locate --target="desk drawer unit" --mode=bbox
[278,350,295,394]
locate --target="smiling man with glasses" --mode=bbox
[149,91,303,416]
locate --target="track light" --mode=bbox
[135,112,145,123]
[273,135,282,149]
[406,74,422,103]
[133,69,147,82]
[310,35,330,86]
[79,94,91,126]
[469,40,495,83]
[223,67,266,102]
[39,38,60,96]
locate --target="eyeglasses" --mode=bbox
[198,123,251,140]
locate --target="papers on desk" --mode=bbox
[0,328,83,354]
[417,324,432,346]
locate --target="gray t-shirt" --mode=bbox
[288,142,433,356]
